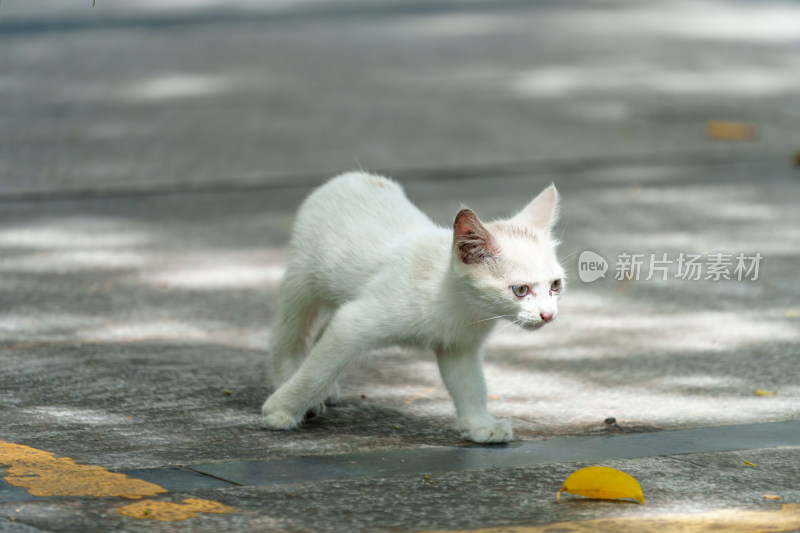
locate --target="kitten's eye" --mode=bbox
[550,279,563,293]
[511,284,529,297]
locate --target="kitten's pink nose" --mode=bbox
[540,312,554,322]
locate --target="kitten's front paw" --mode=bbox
[261,402,302,430]
[459,418,513,444]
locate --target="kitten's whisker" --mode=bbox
[560,250,580,262]
[469,314,515,325]
[497,319,519,333]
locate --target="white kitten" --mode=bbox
[262,172,564,443]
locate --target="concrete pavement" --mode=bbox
[1,159,799,531]
[1,0,800,531]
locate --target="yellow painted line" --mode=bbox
[0,440,165,499]
[117,498,237,521]
[0,440,235,522]
[424,503,800,533]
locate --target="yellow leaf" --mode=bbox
[705,121,755,141]
[764,494,782,500]
[557,466,644,505]
[755,390,776,396]
[743,460,758,467]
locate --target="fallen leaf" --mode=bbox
[743,460,758,467]
[705,121,755,141]
[765,495,782,500]
[557,466,644,504]
[755,390,776,396]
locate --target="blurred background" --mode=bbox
[2,0,799,196]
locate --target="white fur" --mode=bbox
[262,172,564,443]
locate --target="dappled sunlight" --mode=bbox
[81,320,270,351]
[0,210,281,360]
[602,232,799,256]
[585,183,800,253]
[0,311,269,350]
[482,361,799,431]
[701,202,781,222]
[23,407,133,427]
[0,249,149,273]
[0,219,149,249]
[395,13,513,39]
[0,218,152,273]
[143,263,284,290]
[60,73,246,105]
[650,374,748,390]
[512,64,800,98]
[616,185,763,208]
[0,312,108,338]
[140,249,286,290]
[79,319,220,343]
[568,1,800,44]
[123,74,234,101]
[615,186,782,222]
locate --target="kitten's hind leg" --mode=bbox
[262,302,372,429]
[270,297,333,420]
[269,287,322,390]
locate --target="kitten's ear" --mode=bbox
[513,183,559,232]
[453,208,498,264]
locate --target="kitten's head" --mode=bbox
[452,184,565,330]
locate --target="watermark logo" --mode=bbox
[578,250,763,282]
[578,250,609,282]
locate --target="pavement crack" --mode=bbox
[180,467,243,487]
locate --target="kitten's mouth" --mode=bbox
[519,320,547,331]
